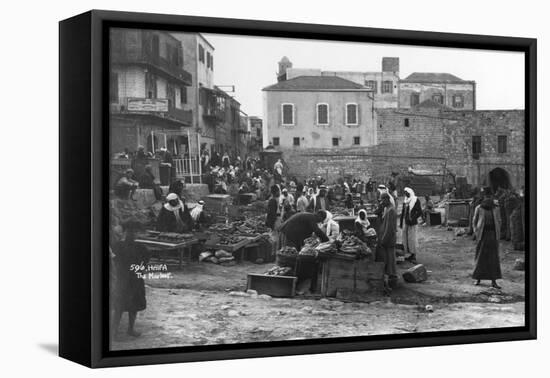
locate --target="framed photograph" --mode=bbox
[59,10,536,368]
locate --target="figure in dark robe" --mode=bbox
[472,195,502,289]
[110,221,149,341]
[156,193,192,233]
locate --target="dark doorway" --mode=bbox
[488,167,511,191]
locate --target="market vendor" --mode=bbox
[114,168,139,200]
[354,209,371,240]
[156,193,192,233]
[321,211,340,241]
[278,210,329,250]
[190,200,208,230]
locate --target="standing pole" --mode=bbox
[197,132,202,184]
[187,129,193,184]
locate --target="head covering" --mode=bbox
[355,209,370,232]
[190,202,204,221]
[166,193,178,201]
[404,187,418,208]
[125,168,134,175]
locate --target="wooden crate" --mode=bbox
[320,257,384,297]
[445,201,470,226]
[247,274,297,297]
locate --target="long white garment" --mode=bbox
[402,223,418,255]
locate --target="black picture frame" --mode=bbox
[59,9,537,368]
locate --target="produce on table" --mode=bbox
[266,266,294,276]
[277,246,298,256]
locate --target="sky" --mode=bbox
[202,33,525,117]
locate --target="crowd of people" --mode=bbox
[109,145,525,341]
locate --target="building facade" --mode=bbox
[247,116,263,158]
[109,28,193,155]
[398,72,476,110]
[172,32,216,155]
[375,103,524,189]
[262,76,376,150]
[283,57,399,108]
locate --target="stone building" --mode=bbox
[171,32,216,154]
[247,116,263,158]
[283,57,399,108]
[173,32,248,160]
[398,72,476,110]
[262,75,376,150]
[109,28,193,155]
[375,101,524,190]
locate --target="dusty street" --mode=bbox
[112,225,526,351]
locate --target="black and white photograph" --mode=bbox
[108,27,528,351]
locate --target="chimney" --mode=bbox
[382,57,399,74]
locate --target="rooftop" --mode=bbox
[401,72,473,83]
[262,76,369,91]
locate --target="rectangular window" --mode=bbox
[152,34,160,57]
[206,52,211,68]
[381,80,393,94]
[293,137,300,146]
[365,80,377,93]
[110,72,118,102]
[472,136,482,156]
[432,93,444,104]
[198,44,205,63]
[404,118,410,127]
[273,137,280,146]
[346,103,358,125]
[281,104,294,125]
[145,72,157,99]
[332,138,339,147]
[498,135,508,153]
[453,95,464,108]
[180,86,187,104]
[410,93,420,107]
[317,103,329,125]
[210,55,214,71]
[353,136,360,145]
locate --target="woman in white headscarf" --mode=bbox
[355,209,371,238]
[321,211,340,240]
[400,187,423,263]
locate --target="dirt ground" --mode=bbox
[111,225,526,350]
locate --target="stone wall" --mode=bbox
[280,108,525,191]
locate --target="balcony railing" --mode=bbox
[112,49,192,86]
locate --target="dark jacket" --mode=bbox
[278,212,329,250]
[156,205,192,233]
[379,206,397,247]
[265,197,280,229]
[400,199,422,227]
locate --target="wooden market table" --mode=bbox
[135,238,199,270]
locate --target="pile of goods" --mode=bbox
[140,231,193,243]
[209,223,234,233]
[299,236,321,256]
[276,246,298,267]
[265,265,293,276]
[336,234,372,259]
[199,249,235,264]
[217,235,247,246]
[232,216,270,235]
[315,241,338,256]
